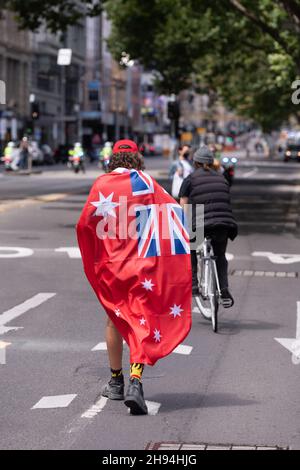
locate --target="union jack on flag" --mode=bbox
[167,203,190,255]
[130,170,154,196]
[135,204,161,258]
[135,203,190,258]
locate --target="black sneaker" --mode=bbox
[102,376,124,400]
[124,378,148,415]
[220,288,234,308]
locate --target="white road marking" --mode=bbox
[243,168,258,178]
[92,341,190,355]
[145,401,161,416]
[0,247,33,258]
[0,293,56,335]
[81,396,108,419]
[226,253,234,261]
[252,251,300,264]
[0,341,11,365]
[91,342,107,351]
[55,247,81,259]
[127,400,161,416]
[173,344,193,355]
[275,301,300,365]
[32,394,77,409]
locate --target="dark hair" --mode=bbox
[108,152,145,172]
[194,162,214,171]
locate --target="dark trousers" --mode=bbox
[191,229,229,290]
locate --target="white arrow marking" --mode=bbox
[0,341,11,365]
[253,251,300,265]
[0,247,34,258]
[0,293,56,335]
[55,247,81,259]
[275,302,300,365]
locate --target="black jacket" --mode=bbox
[180,168,238,240]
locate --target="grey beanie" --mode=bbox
[193,145,214,164]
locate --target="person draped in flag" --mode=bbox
[77,139,192,415]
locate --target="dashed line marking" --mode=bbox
[91,342,107,351]
[32,394,77,409]
[173,344,193,355]
[81,396,108,419]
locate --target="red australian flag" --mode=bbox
[77,168,192,365]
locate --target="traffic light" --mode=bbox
[167,101,180,120]
[31,102,40,120]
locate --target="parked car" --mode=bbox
[29,141,44,165]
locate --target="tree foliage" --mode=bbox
[104,0,300,130]
[2,0,300,129]
[0,0,103,32]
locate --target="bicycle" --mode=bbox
[194,237,230,333]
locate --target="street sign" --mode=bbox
[57,48,72,66]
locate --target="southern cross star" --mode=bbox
[141,278,155,291]
[91,192,119,218]
[115,308,121,317]
[139,317,146,326]
[169,304,183,318]
[153,328,162,342]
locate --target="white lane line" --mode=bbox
[0,293,56,335]
[92,341,191,355]
[0,247,33,258]
[243,168,258,178]
[91,340,127,351]
[0,341,11,365]
[173,344,193,355]
[81,396,108,419]
[55,247,81,259]
[32,394,77,409]
[91,342,107,351]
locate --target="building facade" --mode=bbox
[0,11,32,148]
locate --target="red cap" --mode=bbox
[112,139,138,154]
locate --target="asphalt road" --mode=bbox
[0,157,300,450]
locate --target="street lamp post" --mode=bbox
[57,48,72,146]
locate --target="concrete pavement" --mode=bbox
[0,158,300,450]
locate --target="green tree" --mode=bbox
[104,0,300,130]
[0,0,103,32]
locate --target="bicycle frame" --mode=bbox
[199,238,222,301]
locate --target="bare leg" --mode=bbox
[105,318,123,370]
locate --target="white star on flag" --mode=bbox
[139,317,146,326]
[115,308,121,317]
[169,304,183,318]
[153,328,162,342]
[141,278,155,291]
[91,192,119,218]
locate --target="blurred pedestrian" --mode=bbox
[169,144,193,198]
[19,137,29,170]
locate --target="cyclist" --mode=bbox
[179,145,238,306]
